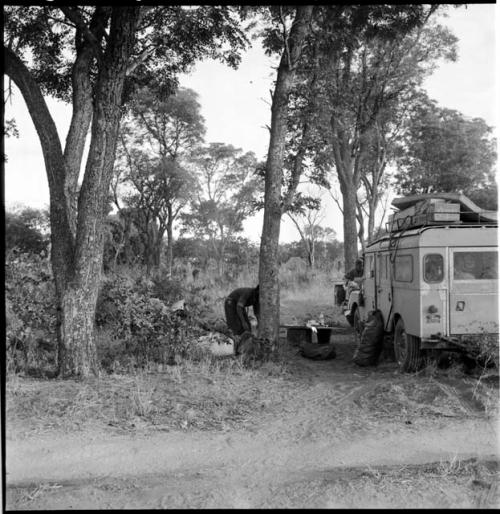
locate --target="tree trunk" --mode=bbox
[154,227,166,269]
[143,219,160,275]
[367,196,377,243]
[4,47,75,375]
[259,5,314,344]
[59,270,100,377]
[165,209,174,277]
[61,8,139,377]
[217,239,226,277]
[340,177,359,272]
[310,240,315,269]
[331,120,361,271]
[356,202,366,254]
[64,27,95,236]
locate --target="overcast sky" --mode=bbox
[3,4,497,243]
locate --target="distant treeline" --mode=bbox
[6,207,344,275]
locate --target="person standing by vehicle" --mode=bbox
[224,285,260,354]
[345,258,364,282]
[343,258,364,305]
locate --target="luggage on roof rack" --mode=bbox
[386,193,497,232]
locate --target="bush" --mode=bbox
[474,334,499,369]
[5,243,228,374]
[95,270,211,371]
[5,208,50,255]
[5,250,57,372]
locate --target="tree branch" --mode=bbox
[60,6,104,61]
[126,46,155,76]
[4,45,75,278]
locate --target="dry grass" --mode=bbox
[352,366,499,422]
[5,355,292,439]
[300,458,500,509]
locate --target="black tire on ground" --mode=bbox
[353,310,384,367]
[393,318,422,372]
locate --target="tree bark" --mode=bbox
[259,5,314,344]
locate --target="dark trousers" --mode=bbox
[224,298,250,336]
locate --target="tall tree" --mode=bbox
[114,86,205,274]
[394,97,498,209]
[256,5,315,344]
[182,143,261,275]
[4,5,247,377]
[308,5,457,271]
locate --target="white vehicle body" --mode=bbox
[342,194,499,371]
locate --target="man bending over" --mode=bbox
[224,285,260,355]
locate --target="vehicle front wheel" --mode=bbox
[393,318,422,372]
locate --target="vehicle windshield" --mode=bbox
[453,251,498,280]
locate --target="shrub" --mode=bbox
[95,271,210,371]
[5,247,229,374]
[474,334,499,368]
[5,208,50,255]
[5,250,57,372]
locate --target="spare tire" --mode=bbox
[353,310,384,367]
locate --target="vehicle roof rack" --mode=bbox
[385,193,497,233]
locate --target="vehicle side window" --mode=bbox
[454,251,498,280]
[365,255,375,277]
[424,254,444,283]
[366,255,374,278]
[394,255,413,282]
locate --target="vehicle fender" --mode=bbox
[389,313,401,334]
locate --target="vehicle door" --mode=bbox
[376,252,392,327]
[449,248,499,334]
[362,253,377,313]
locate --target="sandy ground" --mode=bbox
[5,323,500,509]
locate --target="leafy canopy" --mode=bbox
[4,5,249,103]
[394,96,498,209]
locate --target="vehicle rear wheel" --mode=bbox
[394,318,422,372]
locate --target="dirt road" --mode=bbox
[6,335,500,508]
